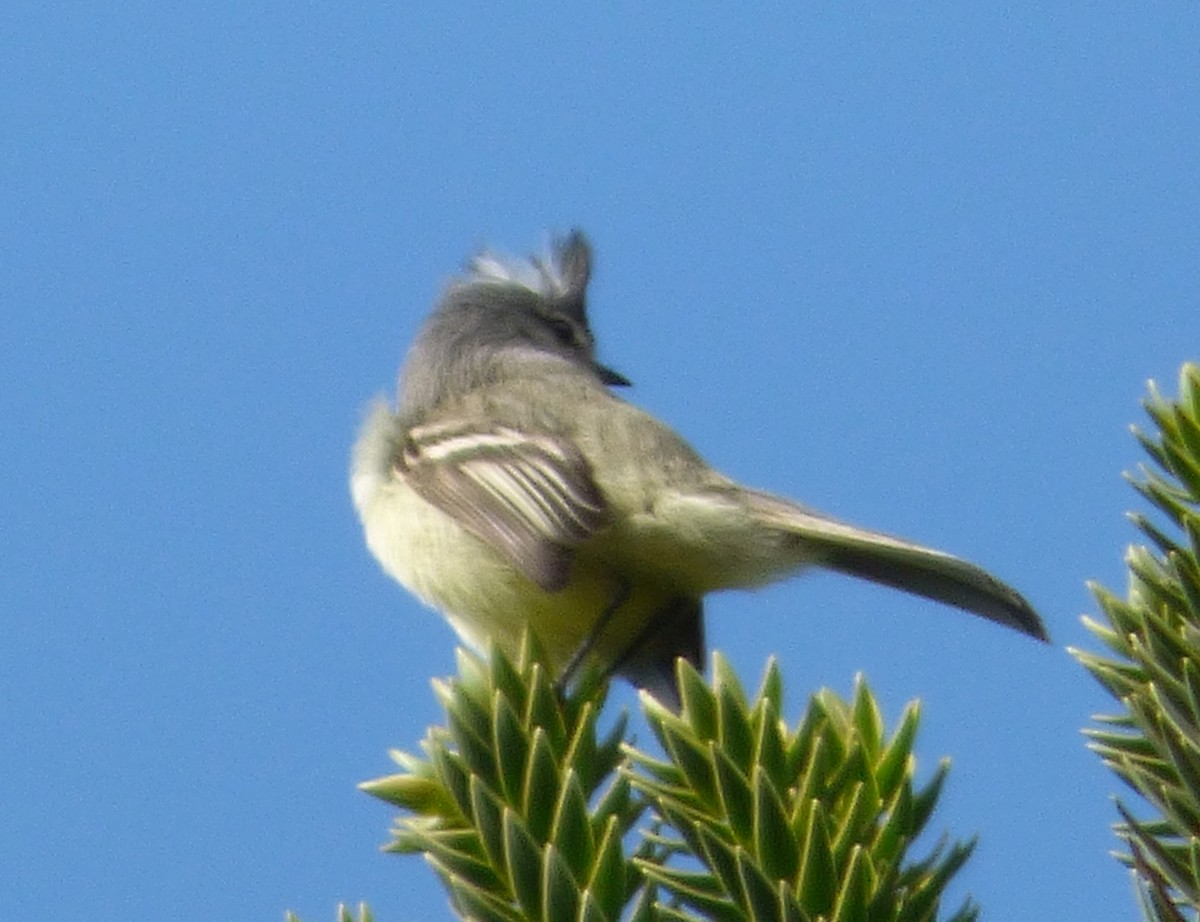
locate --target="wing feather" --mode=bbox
[396,420,609,591]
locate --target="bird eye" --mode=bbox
[545,316,579,348]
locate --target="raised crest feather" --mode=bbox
[457,231,591,314]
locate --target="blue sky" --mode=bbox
[3,4,1198,920]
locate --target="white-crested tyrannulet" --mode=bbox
[351,232,1046,706]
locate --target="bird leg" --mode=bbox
[555,578,631,696]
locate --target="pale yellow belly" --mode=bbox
[359,477,684,674]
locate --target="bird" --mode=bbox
[351,231,1047,707]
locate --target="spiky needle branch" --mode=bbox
[627,656,976,922]
[286,905,374,922]
[359,638,976,922]
[1072,362,1200,920]
[361,638,648,922]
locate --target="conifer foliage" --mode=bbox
[357,639,975,921]
[1073,363,1200,920]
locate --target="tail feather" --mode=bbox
[744,490,1049,642]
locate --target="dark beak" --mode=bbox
[596,362,632,387]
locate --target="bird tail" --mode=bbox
[743,489,1049,642]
